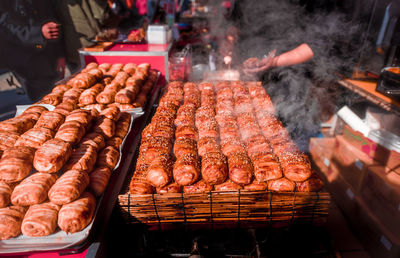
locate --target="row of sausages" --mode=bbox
[129,81,323,194]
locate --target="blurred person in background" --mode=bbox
[56,0,119,72]
[0,0,65,102]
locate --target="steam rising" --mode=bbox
[208,0,367,150]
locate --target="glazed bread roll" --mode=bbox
[267,177,295,192]
[48,169,90,205]
[0,116,35,134]
[129,164,154,194]
[86,68,103,80]
[183,179,213,193]
[21,202,60,237]
[64,145,97,173]
[0,181,13,208]
[53,102,76,116]
[115,88,135,104]
[105,136,123,149]
[34,111,65,131]
[197,137,220,157]
[0,131,20,151]
[0,146,35,183]
[65,109,93,128]
[33,138,72,173]
[78,83,104,106]
[279,153,312,182]
[296,171,324,192]
[100,106,121,121]
[72,72,96,89]
[23,105,48,115]
[146,153,173,188]
[57,192,96,233]
[96,89,116,104]
[156,182,182,194]
[55,121,86,145]
[173,137,197,159]
[14,127,55,150]
[114,112,131,138]
[243,181,268,191]
[52,84,71,94]
[96,146,120,170]
[98,63,111,73]
[250,152,282,182]
[79,132,105,151]
[89,166,111,196]
[227,153,254,186]
[40,92,62,106]
[93,118,115,139]
[173,153,201,186]
[201,152,228,185]
[62,88,84,105]
[11,173,58,206]
[214,179,242,191]
[0,206,27,240]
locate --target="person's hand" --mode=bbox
[41,22,60,40]
[243,50,277,76]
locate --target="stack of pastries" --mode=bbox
[38,62,157,112]
[0,95,132,240]
[129,81,324,194]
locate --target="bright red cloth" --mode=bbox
[136,0,147,15]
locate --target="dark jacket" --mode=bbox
[0,0,64,101]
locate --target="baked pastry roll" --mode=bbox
[23,105,48,115]
[34,111,65,131]
[11,172,57,206]
[62,88,84,104]
[52,84,71,94]
[201,152,228,185]
[40,92,62,106]
[85,62,98,70]
[65,109,93,128]
[0,131,20,151]
[243,181,268,191]
[48,169,90,205]
[14,127,55,150]
[86,68,103,80]
[33,138,72,173]
[78,83,104,106]
[250,152,282,182]
[21,202,60,237]
[228,153,254,186]
[0,116,35,134]
[197,137,220,157]
[123,63,137,75]
[296,171,324,192]
[129,164,154,194]
[93,117,115,139]
[96,146,120,170]
[106,136,123,149]
[156,182,182,194]
[80,132,105,151]
[115,112,131,138]
[64,145,97,173]
[279,152,312,182]
[96,90,116,104]
[53,102,76,116]
[89,166,111,196]
[0,181,13,208]
[132,92,147,108]
[115,88,135,104]
[84,103,106,113]
[214,179,242,191]
[100,106,121,121]
[268,177,296,192]
[173,153,200,186]
[72,72,96,89]
[146,153,173,188]
[57,192,96,233]
[0,146,35,183]
[183,179,213,193]
[98,63,111,73]
[113,71,130,84]
[173,137,197,159]
[115,103,135,111]
[55,121,86,145]
[0,206,27,240]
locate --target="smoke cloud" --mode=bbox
[206,0,372,150]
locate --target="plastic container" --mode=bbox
[147,25,172,44]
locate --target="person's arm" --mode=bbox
[272,43,314,67]
[243,43,314,74]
